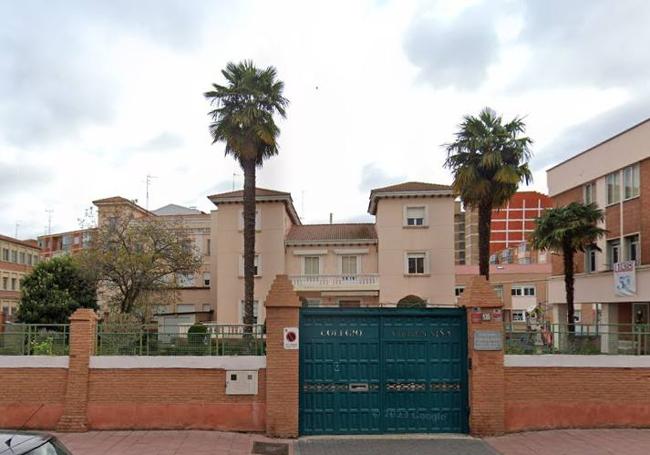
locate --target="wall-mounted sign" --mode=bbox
[473,330,503,351]
[614,261,636,296]
[492,309,503,322]
[481,312,492,322]
[283,327,299,349]
[471,307,482,324]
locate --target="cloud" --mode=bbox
[516,0,650,90]
[359,163,407,193]
[403,3,500,89]
[132,132,185,153]
[0,163,51,193]
[0,1,216,146]
[535,96,650,170]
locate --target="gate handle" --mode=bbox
[349,383,369,392]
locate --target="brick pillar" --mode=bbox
[459,275,505,436]
[0,311,5,332]
[56,308,98,432]
[264,275,300,438]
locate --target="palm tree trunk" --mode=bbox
[563,243,575,335]
[241,158,256,334]
[478,202,492,281]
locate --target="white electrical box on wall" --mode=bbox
[225,370,259,395]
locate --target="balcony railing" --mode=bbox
[289,274,379,291]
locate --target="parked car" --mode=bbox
[0,431,72,454]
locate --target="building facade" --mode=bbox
[0,234,40,318]
[459,191,552,265]
[547,118,650,344]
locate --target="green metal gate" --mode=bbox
[299,308,468,435]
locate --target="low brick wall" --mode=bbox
[505,356,650,432]
[0,361,68,429]
[87,368,266,431]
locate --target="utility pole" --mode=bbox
[45,209,53,235]
[146,174,157,210]
[14,221,20,238]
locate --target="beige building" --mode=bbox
[206,182,456,324]
[1,234,40,319]
[547,117,650,340]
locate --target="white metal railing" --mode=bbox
[289,274,379,290]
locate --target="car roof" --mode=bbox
[0,431,52,455]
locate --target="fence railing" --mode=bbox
[96,323,266,356]
[0,323,69,355]
[290,274,379,290]
[505,322,650,355]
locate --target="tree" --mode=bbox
[205,60,288,329]
[17,256,98,324]
[529,202,606,333]
[445,108,533,280]
[81,213,203,319]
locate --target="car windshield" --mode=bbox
[26,439,72,455]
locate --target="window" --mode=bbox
[203,272,211,287]
[492,285,504,301]
[406,252,426,274]
[82,232,92,247]
[511,285,535,296]
[623,163,640,199]
[625,234,639,264]
[239,300,259,324]
[27,254,33,266]
[11,278,16,290]
[2,248,8,261]
[176,304,195,313]
[606,171,620,204]
[573,310,582,323]
[202,304,211,312]
[405,206,426,226]
[177,274,194,287]
[454,286,465,297]
[304,256,319,275]
[585,247,597,273]
[2,277,7,290]
[61,236,72,251]
[239,209,261,230]
[341,255,358,275]
[240,255,261,276]
[584,182,595,204]
[19,252,25,264]
[11,250,17,263]
[511,310,526,322]
[607,239,620,268]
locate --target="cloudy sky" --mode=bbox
[1,0,649,239]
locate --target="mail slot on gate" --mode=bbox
[349,383,369,392]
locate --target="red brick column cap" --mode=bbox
[69,308,99,322]
[458,275,503,309]
[264,274,301,309]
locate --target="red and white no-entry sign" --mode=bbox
[283,327,299,349]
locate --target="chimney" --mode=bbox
[329,213,333,224]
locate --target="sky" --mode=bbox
[1,0,649,239]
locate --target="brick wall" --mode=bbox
[87,369,266,431]
[505,367,650,431]
[0,368,67,429]
[640,159,650,265]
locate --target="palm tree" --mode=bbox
[530,202,606,333]
[205,61,288,330]
[445,108,533,280]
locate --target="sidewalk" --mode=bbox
[56,430,293,455]
[485,429,650,455]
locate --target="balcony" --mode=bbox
[289,274,380,291]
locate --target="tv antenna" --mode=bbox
[45,209,54,235]
[146,174,158,210]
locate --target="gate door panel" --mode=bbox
[300,308,467,435]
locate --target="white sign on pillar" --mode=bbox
[283,327,299,349]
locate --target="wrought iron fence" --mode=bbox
[0,323,69,355]
[96,323,266,356]
[504,322,650,355]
